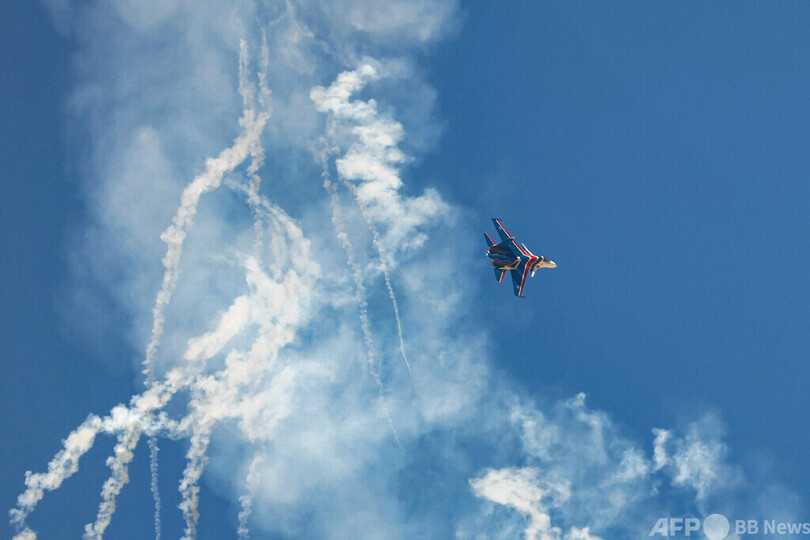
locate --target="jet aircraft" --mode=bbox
[484,218,556,297]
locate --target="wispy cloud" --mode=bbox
[470,467,578,540]
[653,415,742,504]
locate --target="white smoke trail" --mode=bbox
[257,30,271,112]
[236,449,266,539]
[142,37,271,536]
[84,423,145,539]
[311,63,458,451]
[85,136,266,538]
[157,40,271,540]
[237,496,253,540]
[82,43,271,539]
[228,44,272,540]
[85,195,301,539]
[148,435,161,540]
[145,37,271,540]
[246,149,266,263]
[342,179,412,376]
[325,177,402,449]
[10,406,164,539]
[323,178,372,355]
[170,295,252,539]
[10,217,296,539]
[172,164,327,538]
[238,39,256,114]
[13,47,417,540]
[175,186,273,538]
[178,416,215,540]
[14,56,427,540]
[142,48,269,385]
[10,415,104,538]
[321,135,404,447]
[312,64,434,379]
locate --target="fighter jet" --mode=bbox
[484,218,556,297]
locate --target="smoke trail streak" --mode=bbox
[174,253,318,537]
[10,209,295,538]
[122,39,271,540]
[237,37,272,270]
[171,267,269,537]
[246,126,268,261]
[141,98,269,536]
[176,48,275,532]
[84,424,145,539]
[10,416,104,537]
[172,141,327,537]
[178,416,214,540]
[238,40,256,113]
[10,406,179,540]
[236,496,253,539]
[312,65,418,378]
[148,435,161,540]
[236,449,266,539]
[84,41,270,538]
[207,171,405,497]
[142,42,269,384]
[257,30,271,111]
[327,181,402,449]
[78,191,303,538]
[341,180,412,376]
[141,39,270,534]
[322,145,403,448]
[12,55,448,540]
[312,64,435,449]
[83,200,296,539]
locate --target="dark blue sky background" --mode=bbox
[3,1,809,537]
[419,0,810,493]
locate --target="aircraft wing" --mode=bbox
[492,218,530,258]
[492,218,515,243]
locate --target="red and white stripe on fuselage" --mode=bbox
[517,254,538,297]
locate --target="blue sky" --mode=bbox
[3,1,810,539]
[425,0,810,471]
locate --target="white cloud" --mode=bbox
[652,415,743,503]
[470,467,570,540]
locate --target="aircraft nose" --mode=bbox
[548,260,557,268]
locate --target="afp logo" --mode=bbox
[649,514,730,539]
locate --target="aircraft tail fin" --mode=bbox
[486,232,516,256]
[493,268,506,283]
[484,232,496,247]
